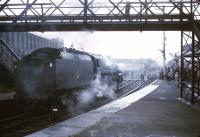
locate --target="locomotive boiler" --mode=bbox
[15,47,95,99]
[14,47,122,102]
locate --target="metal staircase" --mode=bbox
[0,38,20,74]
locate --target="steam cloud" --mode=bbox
[67,74,117,114]
[78,74,116,105]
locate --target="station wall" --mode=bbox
[0,32,64,58]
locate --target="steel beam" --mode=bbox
[0,0,10,12]
[13,0,38,23]
[0,21,191,32]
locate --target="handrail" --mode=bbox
[0,38,20,61]
[0,38,20,73]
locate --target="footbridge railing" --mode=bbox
[0,0,199,31]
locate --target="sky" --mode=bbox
[33,31,181,65]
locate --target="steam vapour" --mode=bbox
[76,74,116,108]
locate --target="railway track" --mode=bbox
[119,79,135,90]
[119,78,157,99]
[117,79,143,97]
[0,112,30,123]
[0,78,152,137]
[0,109,72,137]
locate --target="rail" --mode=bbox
[0,38,20,73]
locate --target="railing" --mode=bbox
[0,0,199,31]
[0,38,20,73]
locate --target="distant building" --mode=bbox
[113,58,159,79]
[113,58,156,71]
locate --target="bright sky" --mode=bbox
[34,31,181,65]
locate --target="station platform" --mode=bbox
[27,80,200,137]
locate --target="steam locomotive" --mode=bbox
[14,47,122,102]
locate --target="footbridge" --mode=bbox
[0,0,199,32]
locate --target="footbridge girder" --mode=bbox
[0,0,199,32]
[0,21,191,32]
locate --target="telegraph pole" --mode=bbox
[163,31,166,68]
[162,6,166,69]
